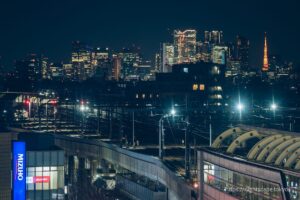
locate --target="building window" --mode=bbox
[183,68,189,73]
[203,162,283,200]
[135,94,139,99]
[211,66,220,75]
[199,84,205,91]
[193,84,198,91]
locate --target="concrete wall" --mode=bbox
[117,175,167,200]
[54,135,194,200]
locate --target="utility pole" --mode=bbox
[209,115,212,146]
[97,108,100,135]
[159,117,165,159]
[132,111,135,147]
[38,98,41,131]
[185,116,190,180]
[46,102,48,132]
[109,107,112,139]
[184,94,190,180]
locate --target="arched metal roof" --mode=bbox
[265,137,300,164]
[226,131,261,154]
[211,127,243,148]
[247,134,282,160]
[211,125,300,171]
[256,136,292,162]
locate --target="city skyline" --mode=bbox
[0,0,300,68]
[1,1,300,200]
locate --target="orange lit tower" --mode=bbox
[262,32,269,71]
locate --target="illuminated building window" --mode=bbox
[211,66,220,75]
[142,94,145,99]
[183,68,189,73]
[193,84,198,91]
[136,94,139,99]
[150,94,153,98]
[199,84,205,91]
[210,95,222,99]
[210,86,222,92]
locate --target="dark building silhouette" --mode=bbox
[235,35,250,71]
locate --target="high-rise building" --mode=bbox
[154,53,161,72]
[92,47,111,80]
[92,47,110,68]
[212,46,228,65]
[204,31,223,44]
[173,29,197,64]
[71,41,93,81]
[235,35,250,71]
[111,55,121,81]
[15,54,44,81]
[226,60,241,77]
[262,33,269,71]
[161,43,175,73]
[49,63,63,80]
[204,31,211,43]
[0,56,6,80]
[63,64,73,80]
[120,46,142,79]
[196,42,212,63]
[41,56,49,79]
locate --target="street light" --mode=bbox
[170,108,176,116]
[236,103,244,111]
[158,108,177,160]
[236,101,244,121]
[270,103,277,111]
[270,102,277,120]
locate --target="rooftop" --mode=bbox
[211,124,300,171]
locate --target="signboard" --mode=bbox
[26,176,50,183]
[12,141,26,200]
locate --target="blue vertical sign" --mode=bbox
[12,141,26,200]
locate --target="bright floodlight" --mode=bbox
[236,103,244,111]
[170,108,176,116]
[271,103,277,111]
[80,105,85,111]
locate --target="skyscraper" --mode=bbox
[161,43,175,72]
[111,55,121,81]
[204,31,223,45]
[119,46,142,79]
[154,53,161,72]
[212,46,228,65]
[71,41,93,81]
[92,47,111,80]
[173,29,197,64]
[15,54,44,81]
[49,62,63,80]
[63,63,73,80]
[41,56,49,79]
[262,33,269,71]
[235,35,250,71]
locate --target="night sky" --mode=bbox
[0,0,299,68]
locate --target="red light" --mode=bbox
[24,99,30,105]
[50,100,57,105]
[193,182,199,189]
